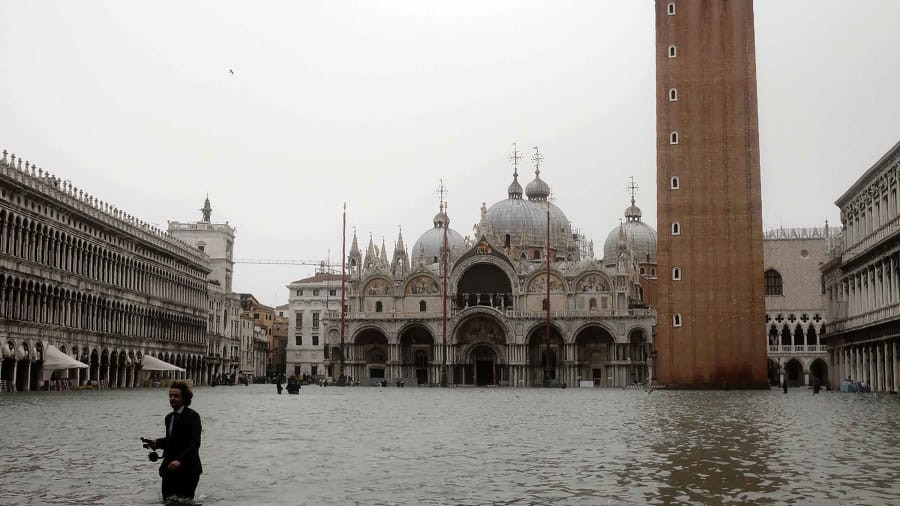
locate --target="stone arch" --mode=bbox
[402,273,441,296]
[525,322,565,384]
[451,310,512,347]
[398,323,435,385]
[573,324,616,386]
[354,327,389,382]
[784,358,803,387]
[524,269,569,295]
[810,358,828,383]
[361,276,393,296]
[449,256,519,297]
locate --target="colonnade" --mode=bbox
[330,340,650,387]
[0,209,206,308]
[832,339,899,392]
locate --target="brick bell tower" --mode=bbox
[654,0,768,388]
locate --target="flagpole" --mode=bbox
[339,203,347,385]
[545,193,551,386]
[440,185,449,387]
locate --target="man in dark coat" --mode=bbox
[147,381,203,500]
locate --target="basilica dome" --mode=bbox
[603,200,657,267]
[483,168,574,258]
[412,206,465,264]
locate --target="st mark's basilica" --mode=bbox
[321,151,658,387]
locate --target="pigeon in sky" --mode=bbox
[229,69,234,75]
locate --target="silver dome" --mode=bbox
[525,172,550,201]
[412,224,465,264]
[484,197,573,255]
[603,202,657,266]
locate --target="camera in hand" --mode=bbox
[140,437,160,462]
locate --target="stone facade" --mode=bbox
[285,273,342,378]
[238,294,280,375]
[822,139,900,393]
[0,150,210,390]
[654,0,768,387]
[764,227,837,387]
[170,207,243,382]
[321,164,656,387]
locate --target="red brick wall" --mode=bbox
[655,0,767,387]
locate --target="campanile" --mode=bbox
[654,0,768,387]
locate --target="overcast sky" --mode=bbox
[2,1,899,307]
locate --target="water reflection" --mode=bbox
[1,387,898,505]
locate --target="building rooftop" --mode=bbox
[290,273,344,284]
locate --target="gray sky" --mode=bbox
[2,1,899,307]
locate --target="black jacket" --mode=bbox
[156,406,203,477]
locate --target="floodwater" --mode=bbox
[1,386,899,505]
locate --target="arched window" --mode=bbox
[673,267,681,280]
[765,269,783,296]
[668,45,677,58]
[589,298,597,310]
[419,300,426,312]
[670,131,679,144]
[505,234,511,247]
[669,88,678,101]
[670,176,680,189]
[533,250,541,260]
[768,325,778,345]
[640,267,645,275]
[542,298,549,310]
[673,313,682,327]
[672,222,680,235]
[667,2,675,15]
[375,301,383,313]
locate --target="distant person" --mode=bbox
[145,381,203,501]
[782,379,788,394]
[813,378,821,394]
[276,382,283,395]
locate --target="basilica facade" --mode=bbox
[322,163,657,387]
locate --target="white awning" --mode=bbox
[41,345,89,382]
[140,354,185,372]
[43,345,89,370]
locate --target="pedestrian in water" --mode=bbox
[782,378,788,393]
[276,381,283,394]
[145,381,203,501]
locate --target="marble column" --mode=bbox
[876,344,883,391]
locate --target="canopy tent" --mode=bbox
[140,354,185,372]
[41,344,89,381]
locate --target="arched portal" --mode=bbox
[455,263,513,310]
[16,342,30,391]
[810,359,828,383]
[785,358,803,387]
[574,325,616,387]
[469,345,498,386]
[354,329,389,383]
[399,325,434,385]
[454,314,507,386]
[527,324,565,386]
[89,349,99,386]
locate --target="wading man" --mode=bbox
[145,381,203,501]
